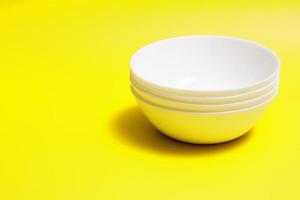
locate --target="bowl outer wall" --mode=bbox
[135,96,269,144]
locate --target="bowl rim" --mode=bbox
[132,85,278,115]
[131,71,279,101]
[131,82,278,108]
[130,35,280,95]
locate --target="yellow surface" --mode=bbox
[0,0,300,199]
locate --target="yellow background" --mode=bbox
[0,0,300,199]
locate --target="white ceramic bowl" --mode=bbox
[133,92,277,144]
[131,71,279,104]
[131,82,278,112]
[131,35,280,96]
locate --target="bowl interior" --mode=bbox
[131,36,280,92]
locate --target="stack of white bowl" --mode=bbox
[130,36,280,144]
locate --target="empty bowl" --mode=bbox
[130,35,280,144]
